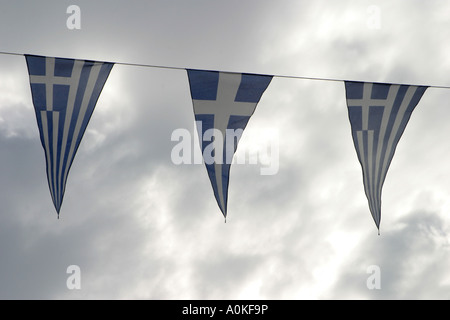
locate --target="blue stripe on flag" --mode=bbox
[226,115,251,160]
[26,55,46,76]
[54,58,74,77]
[371,83,390,99]
[345,81,364,99]
[53,85,70,112]
[235,74,272,103]
[187,69,219,100]
[30,83,46,110]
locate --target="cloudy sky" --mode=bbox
[0,0,449,299]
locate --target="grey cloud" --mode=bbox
[327,211,450,299]
[0,0,449,300]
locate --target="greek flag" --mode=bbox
[187,70,272,218]
[25,55,113,215]
[345,81,427,229]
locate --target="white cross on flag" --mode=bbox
[345,81,427,230]
[187,69,272,218]
[25,55,113,216]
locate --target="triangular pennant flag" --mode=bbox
[187,69,272,218]
[344,81,427,230]
[25,55,113,215]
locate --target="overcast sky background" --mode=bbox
[0,0,449,299]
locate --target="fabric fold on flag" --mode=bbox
[187,69,272,218]
[344,81,427,230]
[25,55,113,216]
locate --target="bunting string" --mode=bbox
[1,50,450,89]
[0,49,447,231]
